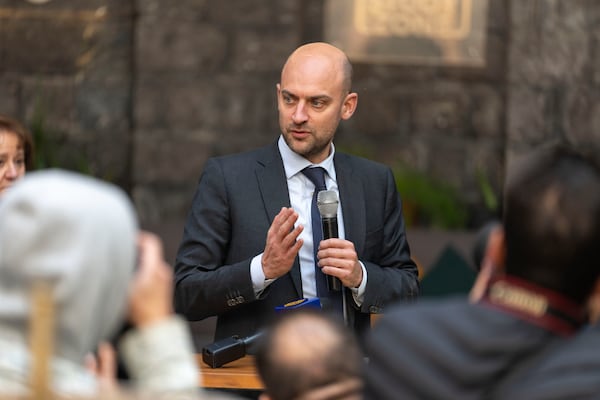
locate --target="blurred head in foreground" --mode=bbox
[0,169,137,394]
[255,309,363,400]
[502,144,600,304]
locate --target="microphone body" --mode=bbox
[317,190,342,291]
[321,215,342,291]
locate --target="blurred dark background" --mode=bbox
[2,0,599,346]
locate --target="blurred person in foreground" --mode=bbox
[0,170,200,397]
[255,308,363,400]
[490,184,600,398]
[174,41,418,344]
[364,144,600,399]
[0,115,34,197]
[490,313,600,399]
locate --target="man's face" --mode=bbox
[277,54,356,164]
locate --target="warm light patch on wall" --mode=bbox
[325,0,488,66]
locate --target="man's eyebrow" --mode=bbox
[280,90,332,102]
[309,95,332,102]
[280,89,297,99]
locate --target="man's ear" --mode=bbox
[341,92,358,120]
[485,226,506,271]
[469,226,505,302]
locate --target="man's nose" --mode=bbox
[292,101,308,124]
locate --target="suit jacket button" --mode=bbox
[369,306,381,313]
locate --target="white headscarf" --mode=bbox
[0,170,137,372]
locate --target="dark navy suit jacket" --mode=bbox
[174,141,419,340]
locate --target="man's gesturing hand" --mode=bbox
[262,207,304,280]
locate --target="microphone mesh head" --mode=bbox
[317,190,339,218]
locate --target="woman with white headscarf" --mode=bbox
[0,169,200,397]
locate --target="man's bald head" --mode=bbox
[282,42,353,95]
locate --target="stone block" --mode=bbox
[480,32,508,82]
[564,86,600,143]
[427,138,470,189]
[133,128,213,184]
[349,91,410,138]
[506,86,549,144]
[412,92,468,137]
[207,0,285,26]
[462,139,505,202]
[468,84,503,138]
[136,0,209,19]
[20,76,78,135]
[380,136,430,172]
[136,20,227,73]
[0,2,133,75]
[1,0,133,13]
[78,20,134,83]
[508,1,590,85]
[135,75,229,130]
[135,73,277,134]
[75,79,132,134]
[83,134,131,188]
[134,75,222,131]
[0,79,20,118]
[132,182,198,226]
[230,30,299,73]
[486,0,508,32]
[1,17,86,74]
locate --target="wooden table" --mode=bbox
[197,355,264,390]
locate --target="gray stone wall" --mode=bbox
[0,0,134,188]
[341,0,508,226]
[506,1,600,168]
[2,0,600,261]
[132,0,304,231]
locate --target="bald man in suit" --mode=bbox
[174,42,419,341]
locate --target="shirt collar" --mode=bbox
[278,135,337,181]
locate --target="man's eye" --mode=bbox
[312,100,325,108]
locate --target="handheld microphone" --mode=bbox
[317,190,342,291]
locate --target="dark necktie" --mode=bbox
[301,167,329,298]
[301,167,343,314]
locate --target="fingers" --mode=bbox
[137,231,165,271]
[317,239,363,288]
[262,208,304,279]
[269,208,301,241]
[129,231,173,327]
[96,342,117,383]
[84,342,118,391]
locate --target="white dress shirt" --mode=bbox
[250,136,367,305]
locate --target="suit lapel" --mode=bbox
[335,154,366,255]
[255,142,303,297]
[256,143,290,221]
